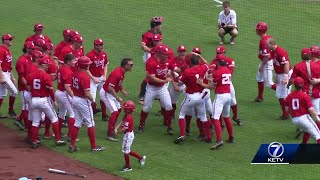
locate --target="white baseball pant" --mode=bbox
[72,96,95,128]
[25,91,45,122]
[203,89,213,115]
[90,75,105,102]
[143,84,173,112]
[0,72,18,98]
[30,97,58,127]
[99,88,121,113]
[122,131,134,154]
[276,69,293,99]
[292,114,320,140]
[55,90,75,119]
[20,91,28,111]
[143,52,151,64]
[179,92,207,122]
[230,82,237,106]
[256,60,275,88]
[169,83,186,104]
[212,93,231,120]
[312,98,320,115]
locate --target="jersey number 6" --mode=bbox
[33,79,41,89]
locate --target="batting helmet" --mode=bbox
[256,22,268,34]
[78,56,92,68]
[34,23,44,31]
[216,45,226,54]
[177,45,187,52]
[310,45,320,57]
[42,43,54,51]
[192,47,202,54]
[33,38,46,47]
[293,77,304,87]
[2,34,14,42]
[94,38,104,46]
[38,56,50,65]
[122,100,136,113]
[31,50,43,60]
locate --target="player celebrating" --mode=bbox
[25,23,52,43]
[69,56,105,152]
[138,45,174,134]
[86,38,109,116]
[255,22,276,102]
[266,38,292,119]
[54,29,72,59]
[27,56,65,149]
[0,34,18,118]
[285,77,320,144]
[100,58,133,141]
[114,100,146,172]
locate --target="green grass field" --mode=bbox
[1,0,320,179]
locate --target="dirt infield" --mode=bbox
[0,123,122,180]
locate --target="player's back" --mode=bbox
[286,90,312,118]
[213,66,231,94]
[28,69,51,97]
[72,70,89,97]
[181,65,207,94]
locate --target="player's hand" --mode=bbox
[0,76,5,83]
[282,79,288,85]
[121,90,128,97]
[197,78,204,85]
[116,96,123,103]
[310,78,319,85]
[165,77,172,83]
[93,77,100,84]
[102,76,107,82]
[174,85,180,92]
[114,129,118,135]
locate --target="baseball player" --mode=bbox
[138,44,174,134]
[25,23,52,43]
[33,38,46,52]
[255,22,276,102]
[285,77,320,144]
[0,34,18,118]
[266,38,292,119]
[69,56,105,152]
[86,39,109,116]
[311,46,320,63]
[174,54,212,144]
[56,54,76,138]
[212,46,242,126]
[14,41,36,130]
[42,43,57,80]
[26,56,65,149]
[54,29,72,60]
[100,58,133,141]
[114,100,146,172]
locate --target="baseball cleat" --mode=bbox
[174,136,185,144]
[91,146,106,152]
[137,127,144,133]
[55,140,66,146]
[139,156,146,166]
[62,122,68,128]
[8,110,17,118]
[167,128,173,135]
[102,115,109,121]
[138,98,144,105]
[106,136,119,142]
[232,118,243,126]
[210,141,224,150]
[68,146,79,153]
[32,142,39,149]
[254,97,263,102]
[14,120,25,130]
[121,167,132,172]
[226,137,234,143]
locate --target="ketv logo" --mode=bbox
[267,142,284,163]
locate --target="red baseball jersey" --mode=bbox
[15,54,32,91]
[122,114,134,132]
[72,70,90,98]
[27,69,53,97]
[0,45,12,71]
[86,50,109,77]
[59,45,84,72]
[211,55,235,74]
[285,90,313,118]
[180,64,209,94]
[141,31,157,48]
[258,34,272,61]
[103,67,125,93]
[271,46,291,74]
[25,34,52,44]
[57,65,73,91]
[168,57,185,82]
[213,66,231,94]
[146,56,170,87]
[291,61,320,98]
[44,55,57,76]
[54,41,69,58]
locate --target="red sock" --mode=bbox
[271,83,277,90]
[26,120,32,139]
[88,127,97,149]
[58,117,63,135]
[31,125,39,142]
[44,117,51,136]
[51,121,61,141]
[204,120,212,141]
[231,105,238,120]
[302,132,310,144]
[186,115,192,131]
[9,96,15,111]
[68,117,75,137]
[0,98,3,107]
[92,102,97,112]
[107,111,118,137]
[258,82,264,99]
[124,153,130,168]
[129,151,142,160]
[165,110,172,129]
[139,110,149,128]
[213,120,222,142]
[317,139,320,144]
[224,117,234,138]
[196,118,204,137]
[71,126,80,147]
[178,118,185,137]
[279,98,289,117]
[116,108,122,119]
[100,100,107,118]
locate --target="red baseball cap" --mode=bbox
[24,41,36,49]
[2,34,14,41]
[34,23,44,31]
[33,38,46,47]
[42,43,54,51]
[310,45,320,57]
[70,30,80,37]
[38,56,49,65]
[216,54,226,63]
[63,29,72,37]
[155,44,169,55]
[293,77,304,87]
[152,34,162,41]
[32,50,43,59]
[301,48,311,56]
[72,34,83,43]
[192,47,202,54]
[177,45,187,52]
[94,38,104,46]
[216,46,226,54]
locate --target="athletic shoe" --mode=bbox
[8,110,17,118]
[62,122,68,128]
[219,41,224,45]
[91,146,106,152]
[226,137,234,143]
[185,129,191,136]
[138,97,144,105]
[68,146,79,153]
[55,140,66,146]
[121,167,132,172]
[230,41,235,45]
[139,156,146,166]
[174,136,185,144]
[32,142,39,149]
[106,136,119,142]
[167,128,173,135]
[254,97,263,102]
[137,127,144,133]
[14,120,25,130]
[232,118,243,126]
[295,128,303,139]
[210,141,224,150]
[102,115,109,121]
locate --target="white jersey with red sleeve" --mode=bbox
[271,46,292,74]
[258,34,272,61]
[146,56,169,87]
[87,50,109,77]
